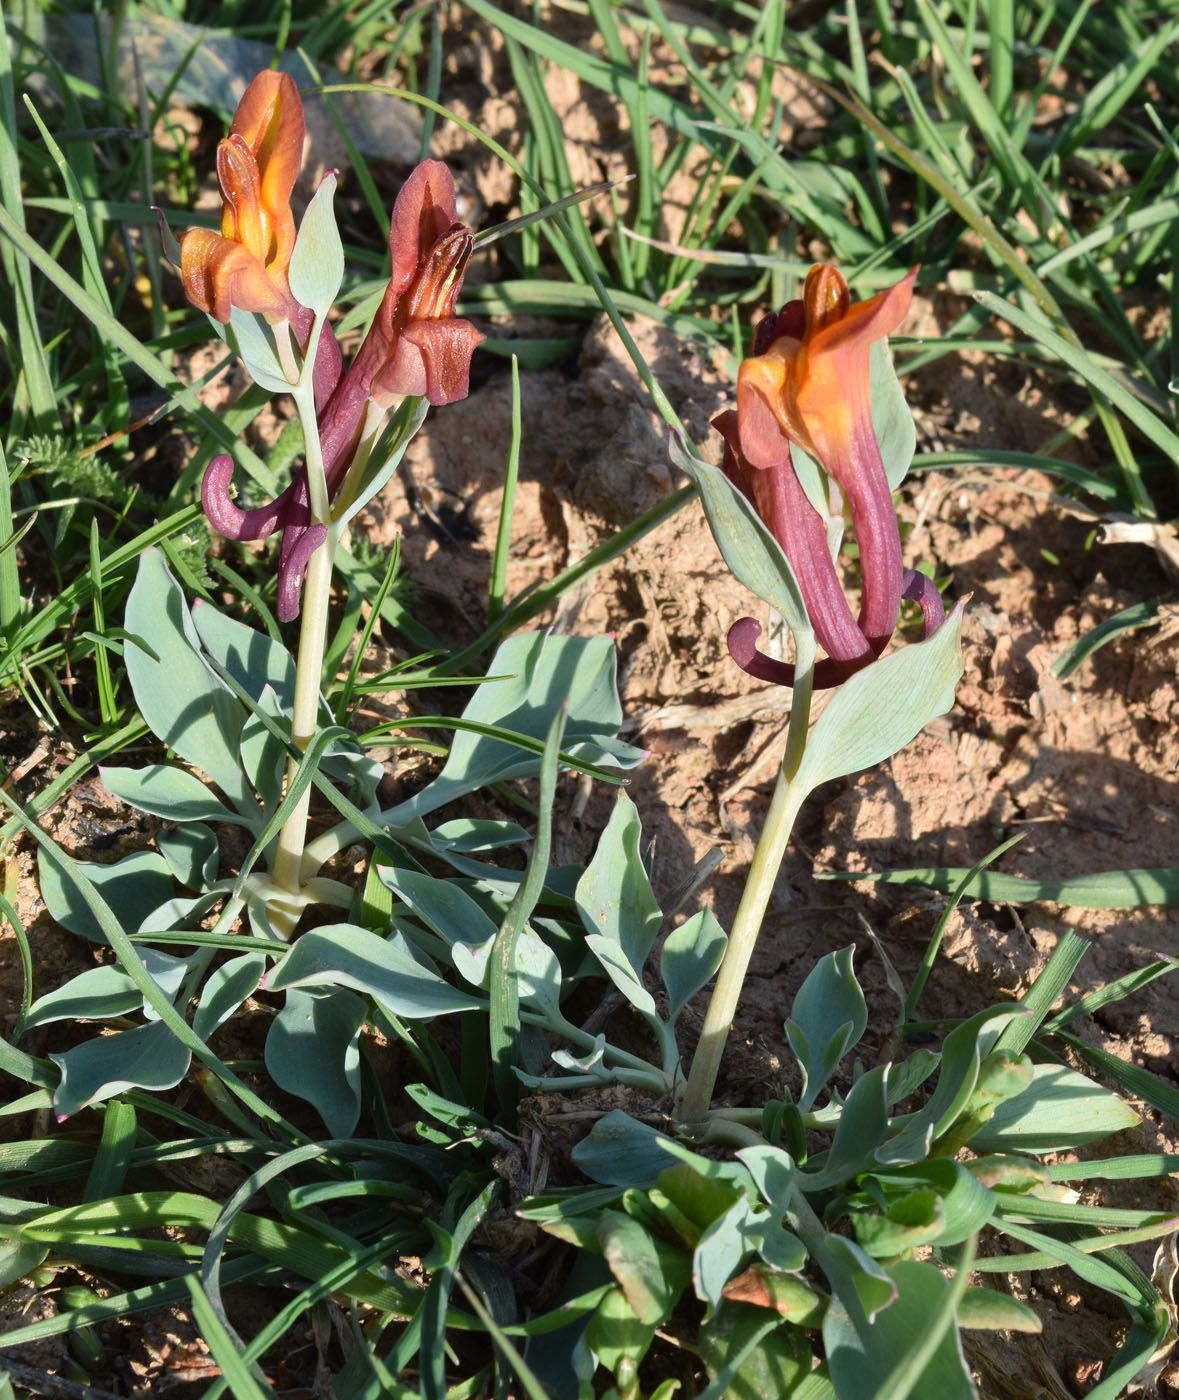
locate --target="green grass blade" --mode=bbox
[489,700,567,1118]
[83,1099,138,1203]
[991,930,1088,1058]
[487,356,521,625]
[1051,597,1167,679]
[834,864,1179,908]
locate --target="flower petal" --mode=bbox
[398,317,485,405]
[231,71,303,272]
[387,160,461,303]
[180,227,290,323]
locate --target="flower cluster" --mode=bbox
[181,72,483,621]
[714,264,943,689]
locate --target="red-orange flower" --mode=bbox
[715,265,943,689]
[344,160,485,409]
[180,70,305,326]
[200,159,483,623]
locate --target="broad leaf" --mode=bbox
[193,954,267,1040]
[382,632,643,825]
[794,602,964,791]
[99,764,249,827]
[157,824,219,889]
[670,433,810,638]
[265,987,365,1138]
[264,925,483,1019]
[124,551,253,813]
[661,908,726,1025]
[785,946,867,1112]
[288,172,344,318]
[966,1064,1140,1153]
[51,1021,191,1119]
[38,849,173,944]
[576,792,662,978]
[824,1259,973,1400]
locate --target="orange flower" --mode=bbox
[735,265,917,655]
[180,71,305,325]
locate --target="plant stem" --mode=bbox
[269,364,334,917]
[271,525,337,904]
[676,630,816,1126]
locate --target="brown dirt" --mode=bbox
[5,6,1179,1396]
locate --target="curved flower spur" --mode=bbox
[172,70,483,621]
[716,264,945,689]
[674,263,965,1125]
[164,68,484,935]
[199,157,483,621]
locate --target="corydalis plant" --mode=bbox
[164,70,484,935]
[179,73,483,621]
[714,265,944,689]
[675,264,963,1125]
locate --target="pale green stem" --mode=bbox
[270,524,336,908]
[676,628,817,1126]
[268,356,334,916]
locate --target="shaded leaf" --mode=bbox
[264,987,364,1138]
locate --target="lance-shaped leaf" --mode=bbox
[793,600,965,791]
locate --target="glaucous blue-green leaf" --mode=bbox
[800,1065,888,1190]
[957,1288,1041,1332]
[193,954,267,1040]
[576,793,661,978]
[334,396,429,532]
[824,1260,973,1400]
[265,986,364,1139]
[700,1303,810,1400]
[383,632,643,826]
[670,433,810,638]
[156,824,219,889]
[661,908,726,1025]
[821,1235,896,1326]
[381,867,498,985]
[228,306,295,395]
[791,340,915,519]
[966,1064,1140,1153]
[573,1110,681,1188]
[25,965,145,1029]
[50,1021,191,1119]
[736,1145,795,1210]
[430,819,531,853]
[288,172,344,319]
[794,602,964,792]
[124,551,253,813]
[38,848,173,943]
[597,1209,691,1325]
[693,1196,760,1310]
[515,926,562,1019]
[98,764,252,828]
[138,890,224,936]
[192,601,297,710]
[583,934,657,1015]
[264,925,483,1018]
[785,945,867,1112]
[891,1005,1027,1155]
[239,687,288,812]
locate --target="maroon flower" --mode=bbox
[201,159,484,622]
[715,265,944,689]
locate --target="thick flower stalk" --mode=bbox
[717,264,943,689]
[193,145,482,620]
